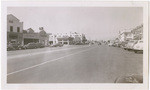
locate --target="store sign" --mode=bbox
[23,34,39,39]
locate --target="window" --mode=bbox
[10,26,13,32]
[17,27,20,32]
[9,20,13,23]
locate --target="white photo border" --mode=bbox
[1,1,149,90]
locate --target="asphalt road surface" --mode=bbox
[7,45,143,83]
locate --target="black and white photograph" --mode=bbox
[1,1,149,90]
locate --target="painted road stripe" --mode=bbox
[8,46,89,59]
[7,46,96,76]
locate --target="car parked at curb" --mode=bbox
[132,40,143,53]
[35,43,45,48]
[113,42,121,47]
[98,42,101,45]
[115,74,143,83]
[120,41,128,48]
[23,43,37,49]
[51,43,63,47]
[108,42,114,46]
[7,44,15,51]
[124,40,138,50]
[7,43,22,50]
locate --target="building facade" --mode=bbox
[7,14,23,44]
[118,24,143,42]
[49,33,70,45]
[7,14,49,46]
[23,28,49,46]
[49,32,85,45]
[119,32,133,42]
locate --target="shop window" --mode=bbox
[17,27,20,32]
[10,26,13,32]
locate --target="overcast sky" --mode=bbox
[7,7,143,40]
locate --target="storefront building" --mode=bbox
[7,14,49,46]
[49,32,84,45]
[23,28,49,46]
[7,14,23,44]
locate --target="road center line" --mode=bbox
[7,46,96,76]
[8,46,89,59]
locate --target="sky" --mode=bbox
[7,7,143,40]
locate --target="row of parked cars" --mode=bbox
[7,42,45,51]
[50,43,64,47]
[123,40,143,53]
[108,40,143,53]
[7,42,65,51]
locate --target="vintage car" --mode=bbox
[7,43,22,50]
[98,42,101,45]
[120,41,128,48]
[124,40,138,50]
[108,42,114,46]
[23,43,37,49]
[51,43,63,47]
[115,74,143,83]
[35,43,45,48]
[7,44,15,51]
[132,40,143,53]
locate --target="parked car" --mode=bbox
[51,43,63,47]
[120,41,128,48]
[18,45,25,50]
[113,42,121,47]
[75,42,83,45]
[132,40,143,53]
[108,42,114,46]
[124,40,138,50]
[112,43,117,47]
[7,44,15,51]
[35,43,45,48]
[23,43,37,49]
[115,74,143,83]
[98,42,101,45]
[85,41,90,44]
[7,43,23,50]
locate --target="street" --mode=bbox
[7,45,143,83]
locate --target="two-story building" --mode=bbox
[49,33,70,45]
[7,14,23,44]
[49,32,84,45]
[119,31,133,42]
[118,24,143,43]
[7,14,49,46]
